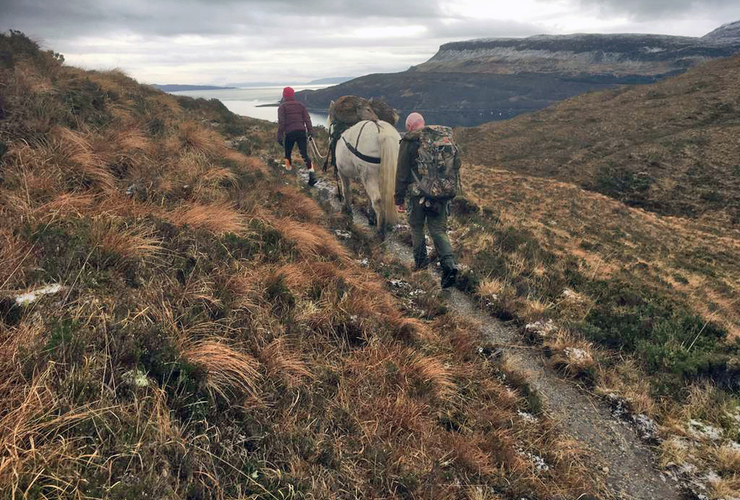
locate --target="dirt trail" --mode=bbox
[289,165,684,500]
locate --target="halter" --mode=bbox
[342,121,381,164]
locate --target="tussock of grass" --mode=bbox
[273,186,325,223]
[268,216,351,262]
[178,121,228,157]
[49,126,116,191]
[32,192,96,220]
[169,202,247,235]
[546,332,596,383]
[92,220,162,262]
[258,338,313,387]
[182,339,261,401]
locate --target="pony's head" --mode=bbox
[357,103,377,121]
[329,95,378,128]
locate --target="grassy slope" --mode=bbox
[456,55,740,224]
[439,57,740,497]
[0,33,600,499]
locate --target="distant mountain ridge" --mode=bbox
[155,84,235,92]
[417,31,740,76]
[297,21,740,127]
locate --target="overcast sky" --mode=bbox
[2,0,739,85]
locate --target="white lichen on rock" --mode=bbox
[687,419,723,442]
[122,369,150,387]
[15,284,64,306]
[524,319,557,338]
[564,347,592,363]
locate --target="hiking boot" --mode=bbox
[441,264,458,289]
[283,158,292,171]
[308,171,317,187]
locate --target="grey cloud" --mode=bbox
[426,18,544,40]
[578,0,739,20]
[1,0,443,41]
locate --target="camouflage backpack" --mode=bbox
[411,125,460,201]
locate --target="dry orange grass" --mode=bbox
[0,228,33,290]
[273,186,325,223]
[595,360,657,416]
[368,392,429,440]
[178,121,227,158]
[478,277,508,298]
[271,263,315,294]
[520,296,552,323]
[713,445,740,476]
[86,68,138,95]
[182,339,261,401]
[96,192,164,220]
[32,192,96,221]
[169,202,247,235]
[3,143,65,201]
[258,338,313,387]
[92,221,163,261]
[447,433,502,477]
[93,126,153,173]
[0,366,74,495]
[391,317,438,343]
[50,126,116,192]
[460,166,740,338]
[407,353,456,399]
[546,332,596,379]
[269,217,350,262]
[200,165,238,187]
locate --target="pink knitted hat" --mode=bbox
[282,86,295,99]
[405,112,425,132]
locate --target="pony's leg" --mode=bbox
[340,173,352,216]
[364,175,383,233]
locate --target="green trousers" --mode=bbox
[407,198,455,269]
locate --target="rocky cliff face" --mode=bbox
[298,21,740,128]
[417,33,740,76]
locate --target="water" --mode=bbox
[169,85,330,127]
[169,86,516,129]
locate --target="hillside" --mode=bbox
[456,54,740,223]
[298,21,740,127]
[442,163,740,497]
[0,31,606,499]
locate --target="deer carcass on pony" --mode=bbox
[333,119,401,236]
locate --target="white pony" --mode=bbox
[334,119,401,233]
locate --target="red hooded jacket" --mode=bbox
[277,95,313,142]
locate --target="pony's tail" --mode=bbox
[378,122,399,227]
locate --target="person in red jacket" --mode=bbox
[277,86,316,186]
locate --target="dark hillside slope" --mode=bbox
[457,54,740,223]
[299,70,618,126]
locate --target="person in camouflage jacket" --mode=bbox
[395,112,459,288]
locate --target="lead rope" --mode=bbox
[308,136,325,161]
